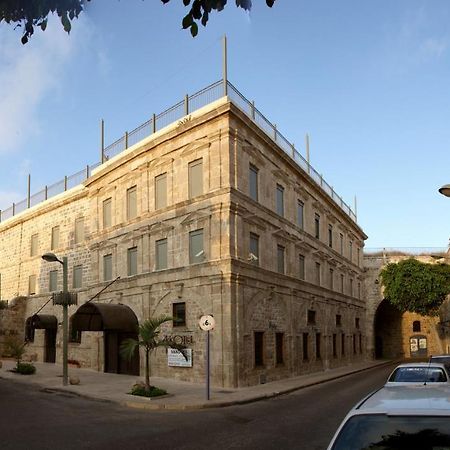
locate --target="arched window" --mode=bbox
[413,321,421,332]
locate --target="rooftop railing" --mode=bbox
[0,79,357,224]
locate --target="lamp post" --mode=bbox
[42,252,69,386]
[439,184,450,198]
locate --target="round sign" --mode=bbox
[199,315,215,331]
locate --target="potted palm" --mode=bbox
[120,316,187,397]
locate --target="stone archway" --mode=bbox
[374,300,403,359]
[25,314,57,363]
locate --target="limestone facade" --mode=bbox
[0,98,367,387]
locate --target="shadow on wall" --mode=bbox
[374,299,403,359]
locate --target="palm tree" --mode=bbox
[4,337,27,370]
[120,316,187,392]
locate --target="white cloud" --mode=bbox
[0,15,85,154]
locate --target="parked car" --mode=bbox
[430,354,450,375]
[327,384,450,450]
[385,362,449,384]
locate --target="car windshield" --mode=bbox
[388,367,447,382]
[331,415,450,450]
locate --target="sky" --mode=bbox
[0,0,449,250]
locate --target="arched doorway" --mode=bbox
[71,303,140,375]
[374,300,403,359]
[25,314,57,363]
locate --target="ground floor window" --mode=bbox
[333,333,337,358]
[275,332,284,365]
[341,333,345,356]
[316,333,321,359]
[302,332,309,361]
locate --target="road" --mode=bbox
[0,363,395,450]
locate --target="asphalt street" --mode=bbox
[0,362,396,450]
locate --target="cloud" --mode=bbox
[0,16,81,154]
[418,37,448,61]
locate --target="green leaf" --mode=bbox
[182,13,193,29]
[190,22,198,37]
[61,13,71,33]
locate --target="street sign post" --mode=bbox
[199,315,215,400]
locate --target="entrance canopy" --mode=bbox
[27,314,57,330]
[71,303,138,333]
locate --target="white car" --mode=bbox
[385,362,449,385]
[327,384,450,450]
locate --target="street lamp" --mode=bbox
[439,184,450,197]
[42,252,69,386]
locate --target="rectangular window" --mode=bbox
[299,254,305,280]
[73,265,83,289]
[350,278,354,297]
[316,333,321,359]
[155,173,167,210]
[30,234,38,257]
[302,333,309,361]
[329,268,334,290]
[341,333,345,356]
[188,159,203,198]
[353,334,356,354]
[307,309,316,325]
[333,334,337,358]
[155,238,168,270]
[340,274,344,293]
[103,197,112,228]
[74,217,84,244]
[28,274,36,295]
[315,262,321,285]
[276,184,284,216]
[355,317,360,329]
[249,164,259,201]
[336,314,342,327]
[297,200,304,229]
[127,186,137,220]
[349,240,353,262]
[277,245,285,274]
[249,233,259,265]
[172,302,186,327]
[359,334,362,354]
[51,226,60,250]
[276,333,284,365]
[340,233,344,254]
[314,214,320,239]
[49,270,58,292]
[254,331,264,367]
[328,224,333,247]
[189,229,204,264]
[358,282,361,299]
[103,254,112,281]
[127,247,138,276]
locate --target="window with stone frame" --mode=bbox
[315,333,321,359]
[155,172,167,210]
[103,254,113,281]
[127,186,137,220]
[332,334,337,358]
[336,314,342,327]
[355,317,360,329]
[276,184,284,216]
[254,331,264,367]
[277,245,285,274]
[297,200,304,230]
[28,274,36,295]
[299,254,305,280]
[189,229,204,264]
[49,270,58,292]
[339,233,344,254]
[155,238,168,270]
[275,333,284,365]
[315,262,321,286]
[249,164,259,201]
[51,226,60,250]
[30,234,38,257]
[73,265,83,289]
[328,224,333,247]
[127,247,138,276]
[103,197,112,228]
[340,273,344,293]
[188,158,203,199]
[172,302,186,327]
[74,217,84,244]
[329,268,334,290]
[307,309,316,325]
[341,333,346,356]
[249,233,259,265]
[314,213,320,239]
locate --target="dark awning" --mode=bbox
[71,303,138,333]
[27,314,57,330]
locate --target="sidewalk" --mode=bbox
[0,359,393,411]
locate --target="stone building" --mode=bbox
[0,82,367,387]
[365,251,450,360]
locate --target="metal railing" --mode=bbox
[0,79,357,225]
[364,248,449,256]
